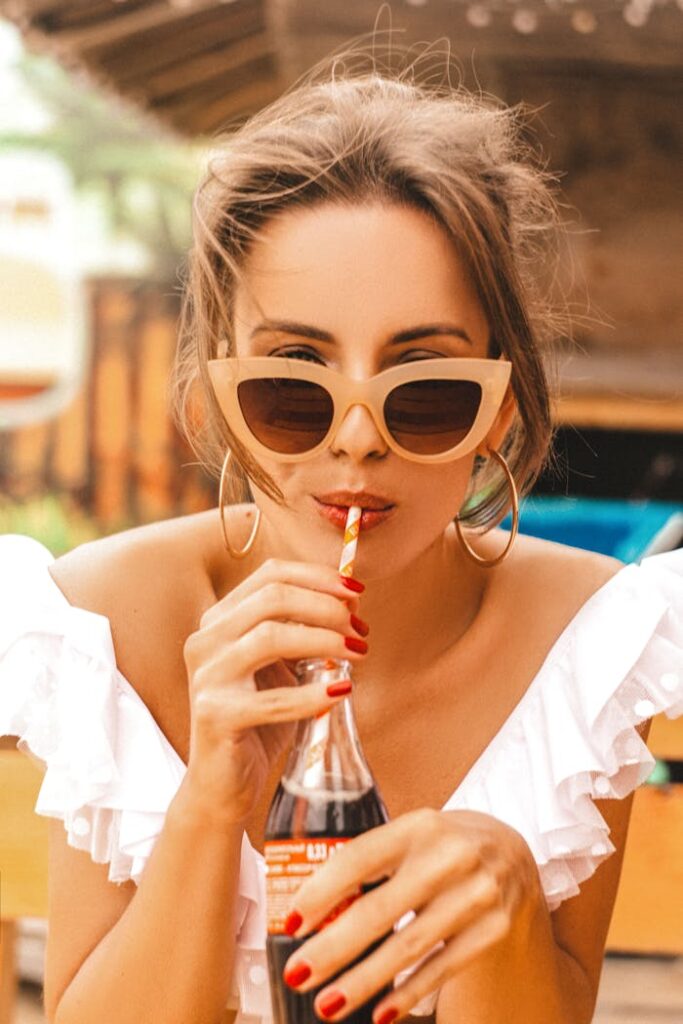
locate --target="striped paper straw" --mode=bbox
[311,506,363,735]
[338,505,362,577]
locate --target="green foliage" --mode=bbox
[0,493,131,556]
[0,47,204,281]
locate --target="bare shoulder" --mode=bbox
[506,529,625,588]
[492,528,626,624]
[47,508,222,712]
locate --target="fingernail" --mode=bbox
[283,961,312,988]
[327,680,352,698]
[284,910,303,936]
[344,636,368,654]
[318,990,347,1019]
[375,1008,399,1024]
[340,576,365,593]
[349,614,370,637]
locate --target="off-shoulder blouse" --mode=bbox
[1,534,681,1021]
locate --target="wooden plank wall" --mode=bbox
[0,277,215,530]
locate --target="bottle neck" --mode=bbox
[282,658,375,796]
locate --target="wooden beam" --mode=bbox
[5,0,63,18]
[99,4,265,80]
[125,31,274,101]
[134,289,176,523]
[53,384,89,494]
[167,75,282,136]
[148,53,276,113]
[39,0,242,53]
[552,393,683,433]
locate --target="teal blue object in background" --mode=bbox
[501,496,683,564]
[646,760,671,786]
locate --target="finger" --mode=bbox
[216,583,365,647]
[286,869,492,1012]
[369,906,511,1024]
[288,811,480,936]
[188,618,367,702]
[234,619,367,679]
[200,559,361,628]
[193,673,354,731]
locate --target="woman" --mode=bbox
[1,57,681,1024]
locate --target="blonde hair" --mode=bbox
[172,44,567,529]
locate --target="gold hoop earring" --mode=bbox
[455,447,519,568]
[219,449,261,558]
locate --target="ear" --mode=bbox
[476,386,517,457]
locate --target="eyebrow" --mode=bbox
[249,319,472,346]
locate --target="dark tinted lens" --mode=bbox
[384,379,482,454]
[237,378,333,454]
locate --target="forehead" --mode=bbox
[234,201,489,344]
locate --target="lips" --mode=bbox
[315,501,396,532]
[315,491,395,511]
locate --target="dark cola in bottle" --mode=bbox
[265,657,391,1024]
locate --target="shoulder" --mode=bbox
[479,529,626,669]
[502,530,625,602]
[485,527,625,613]
[47,508,223,710]
[48,507,221,622]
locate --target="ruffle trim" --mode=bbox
[443,547,683,913]
[0,534,265,1018]
[2,535,682,1020]
[0,536,186,886]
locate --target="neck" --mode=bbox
[210,506,488,686]
[350,523,487,682]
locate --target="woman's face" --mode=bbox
[232,201,511,577]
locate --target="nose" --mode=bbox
[330,401,388,461]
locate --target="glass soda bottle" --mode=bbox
[265,656,391,1024]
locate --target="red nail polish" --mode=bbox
[327,680,352,697]
[344,636,368,654]
[375,1008,399,1024]
[283,961,312,988]
[318,990,347,1019]
[283,910,303,936]
[349,614,370,637]
[340,576,365,593]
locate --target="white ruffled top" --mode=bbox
[1,533,682,1022]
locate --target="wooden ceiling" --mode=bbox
[2,0,682,138]
[1,0,284,137]
[279,0,683,81]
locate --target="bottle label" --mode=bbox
[265,838,361,935]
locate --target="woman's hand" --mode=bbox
[281,808,541,1022]
[180,558,368,827]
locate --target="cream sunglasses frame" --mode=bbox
[206,355,512,464]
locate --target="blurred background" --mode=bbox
[0,0,681,553]
[0,2,681,1022]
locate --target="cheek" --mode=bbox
[419,457,476,507]
[266,462,309,496]
[249,462,316,513]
